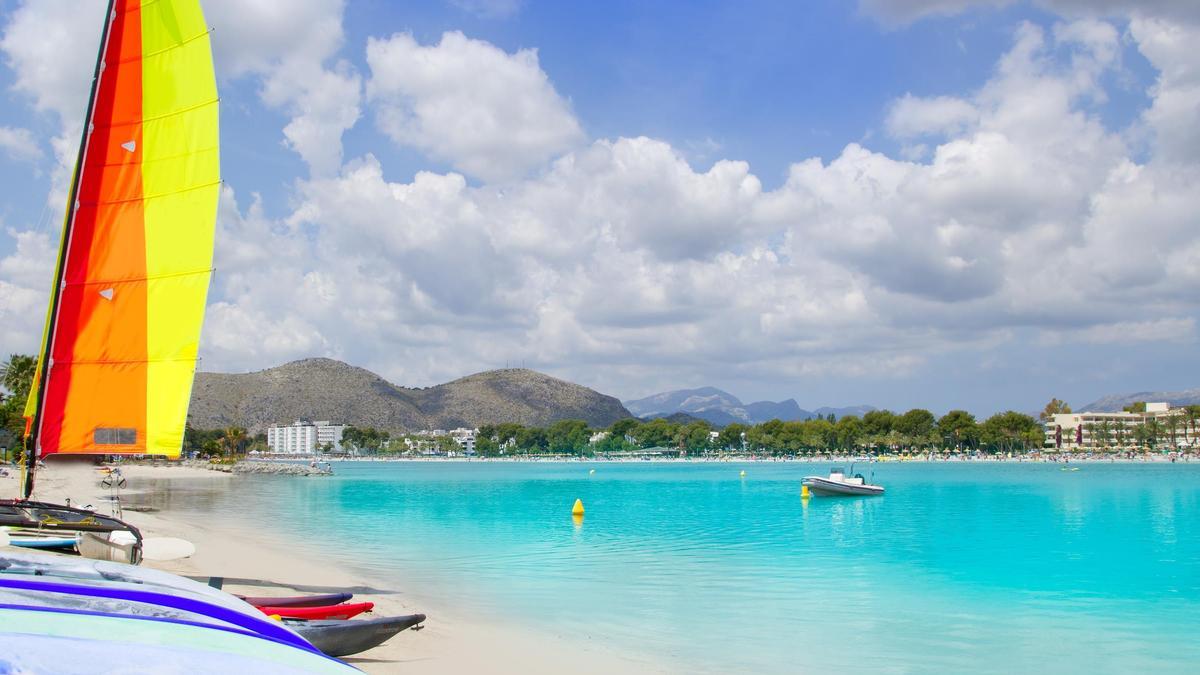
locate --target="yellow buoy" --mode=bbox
[572,498,585,516]
[740,470,746,477]
[801,485,810,499]
[589,469,596,474]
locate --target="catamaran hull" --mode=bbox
[241,593,354,609]
[287,614,426,657]
[258,602,375,621]
[802,477,885,496]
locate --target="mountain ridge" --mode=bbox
[188,358,632,432]
[1081,387,1200,413]
[624,386,875,427]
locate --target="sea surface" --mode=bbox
[143,461,1200,673]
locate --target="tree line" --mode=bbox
[330,409,1048,457]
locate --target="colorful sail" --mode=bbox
[23,0,219,458]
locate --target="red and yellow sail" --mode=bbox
[23,0,219,458]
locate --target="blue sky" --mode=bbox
[1,0,1198,416]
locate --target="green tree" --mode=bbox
[1097,420,1112,450]
[516,426,548,453]
[592,432,637,454]
[475,435,501,456]
[746,419,785,453]
[1039,398,1072,422]
[494,423,524,447]
[1133,423,1152,450]
[861,410,895,437]
[937,410,978,452]
[895,409,936,445]
[547,419,591,454]
[1123,401,1147,413]
[806,418,836,454]
[342,426,390,454]
[608,417,640,440]
[0,354,36,401]
[477,423,498,442]
[1143,417,1161,450]
[634,418,679,448]
[979,411,1040,454]
[675,420,714,454]
[436,435,460,455]
[1081,422,1095,449]
[1165,414,1180,449]
[716,423,748,451]
[0,355,36,459]
[220,426,247,455]
[183,426,223,456]
[834,415,864,452]
[1185,406,1200,447]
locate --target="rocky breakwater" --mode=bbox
[191,460,332,476]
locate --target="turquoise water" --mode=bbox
[156,462,1199,673]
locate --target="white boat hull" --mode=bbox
[802,476,884,496]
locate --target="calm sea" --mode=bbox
[147,461,1200,673]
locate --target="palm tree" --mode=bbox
[1098,420,1112,451]
[1165,414,1180,450]
[1081,422,1095,451]
[220,426,247,456]
[0,354,36,400]
[1145,418,1161,451]
[1185,406,1200,448]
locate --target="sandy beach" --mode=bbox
[1,461,664,675]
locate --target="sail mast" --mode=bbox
[23,0,118,498]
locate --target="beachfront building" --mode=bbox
[267,420,346,454]
[1044,402,1193,451]
[314,421,346,450]
[449,427,477,455]
[401,436,439,455]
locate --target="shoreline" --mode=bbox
[228,453,1197,464]
[2,462,666,675]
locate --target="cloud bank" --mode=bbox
[0,1,1197,410]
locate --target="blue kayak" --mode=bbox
[4,532,79,550]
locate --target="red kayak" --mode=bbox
[240,592,353,609]
[258,601,374,620]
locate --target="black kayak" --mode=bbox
[239,592,353,608]
[286,614,426,657]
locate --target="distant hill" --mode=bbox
[1082,388,1200,412]
[625,387,742,418]
[624,386,879,427]
[814,405,877,418]
[189,358,632,432]
[641,412,709,426]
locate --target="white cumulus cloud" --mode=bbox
[366,31,585,182]
[205,0,361,176]
[0,126,41,163]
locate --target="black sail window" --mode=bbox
[94,427,137,445]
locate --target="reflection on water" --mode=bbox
[145,462,1200,674]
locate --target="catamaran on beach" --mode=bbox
[0,1,421,670]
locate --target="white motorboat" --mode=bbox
[802,467,884,496]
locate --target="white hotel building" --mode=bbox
[1044,402,1192,450]
[267,420,346,454]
